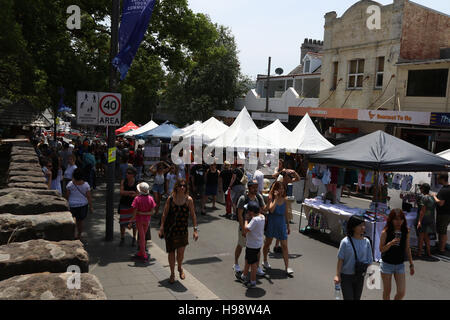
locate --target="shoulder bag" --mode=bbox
[348,236,371,277]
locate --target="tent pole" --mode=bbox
[372,171,380,258]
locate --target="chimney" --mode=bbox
[301,38,324,64]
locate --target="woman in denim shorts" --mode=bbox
[379,209,415,300]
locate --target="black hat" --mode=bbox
[248,180,258,187]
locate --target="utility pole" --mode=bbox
[106,0,120,241]
[265,56,271,113]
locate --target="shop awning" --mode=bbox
[307,130,450,172]
[115,121,139,135]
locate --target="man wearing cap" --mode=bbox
[233,180,266,276]
[433,173,450,254]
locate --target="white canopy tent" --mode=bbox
[209,107,277,150]
[438,149,450,160]
[171,121,203,142]
[182,117,229,145]
[125,120,159,137]
[288,113,334,154]
[259,119,297,153]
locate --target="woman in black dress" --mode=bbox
[159,179,199,284]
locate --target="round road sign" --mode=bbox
[99,94,121,116]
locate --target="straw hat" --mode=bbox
[137,182,150,195]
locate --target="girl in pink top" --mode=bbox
[129,182,156,261]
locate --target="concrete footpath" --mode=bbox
[83,181,219,300]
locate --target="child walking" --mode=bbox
[129,182,156,261]
[238,203,266,288]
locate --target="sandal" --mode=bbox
[178,268,186,280]
[169,274,175,284]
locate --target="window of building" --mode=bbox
[331,61,339,90]
[375,57,384,89]
[304,59,310,73]
[407,69,449,97]
[348,59,365,89]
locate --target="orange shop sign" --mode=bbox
[288,107,359,120]
[358,110,430,126]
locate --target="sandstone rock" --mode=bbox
[0,239,89,281]
[7,170,45,177]
[10,150,36,157]
[8,175,47,184]
[9,162,42,172]
[0,212,75,245]
[0,189,68,214]
[0,272,106,300]
[0,188,61,197]
[7,182,49,190]
[10,155,39,164]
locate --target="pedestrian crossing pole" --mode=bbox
[106,0,120,241]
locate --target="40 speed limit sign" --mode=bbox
[98,92,121,126]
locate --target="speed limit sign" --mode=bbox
[98,92,121,126]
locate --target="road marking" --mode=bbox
[292,210,306,218]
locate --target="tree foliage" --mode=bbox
[1,0,249,126]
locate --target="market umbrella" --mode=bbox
[306,130,450,255]
[115,121,139,135]
[307,130,450,172]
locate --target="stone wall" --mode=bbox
[0,141,106,300]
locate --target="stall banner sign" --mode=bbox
[358,110,430,126]
[288,107,359,120]
[108,147,117,163]
[430,113,450,127]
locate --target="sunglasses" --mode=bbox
[179,184,187,188]
[126,172,134,175]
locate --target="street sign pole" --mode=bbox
[106,0,120,242]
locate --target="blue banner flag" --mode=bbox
[112,0,157,80]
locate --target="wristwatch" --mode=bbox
[194,226,199,232]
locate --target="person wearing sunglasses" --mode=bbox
[159,179,199,284]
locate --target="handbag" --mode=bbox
[348,236,371,277]
[240,168,248,185]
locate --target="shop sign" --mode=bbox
[358,110,430,126]
[288,107,359,120]
[329,127,359,134]
[430,113,450,127]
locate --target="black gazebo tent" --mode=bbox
[305,130,450,254]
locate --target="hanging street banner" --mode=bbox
[358,110,431,126]
[112,0,157,80]
[76,91,121,126]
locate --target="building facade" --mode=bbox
[303,0,450,152]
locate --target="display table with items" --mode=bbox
[301,198,418,261]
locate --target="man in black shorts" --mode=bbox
[434,173,450,254]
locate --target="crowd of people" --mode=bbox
[31,132,450,298]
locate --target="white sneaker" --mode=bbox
[286,267,294,276]
[256,267,265,276]
[262,261,271,269]
[233,264,241,273]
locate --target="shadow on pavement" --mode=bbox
[300,229,340,249]
[183,256,222,265]
[245,287,266,298]
[158,279,188,293]
[268,252,302,260]
[263,268,292,280]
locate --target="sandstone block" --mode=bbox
[0,189,68,214]
[0,272,106,300]
[0,239,89,281]
[0,212,75,245]
[8,175,47,184]
[10,155,39,164]
[7,182,49,190]
[0,188,61,197]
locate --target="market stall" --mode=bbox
[115,121,139,135]
[124,120,158,137]
[305,130,450,259]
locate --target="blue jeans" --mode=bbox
[380,260,405,274]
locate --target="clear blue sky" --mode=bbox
[188,0,450,80]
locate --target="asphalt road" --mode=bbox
[92,180,450,300]
[146,193,450,300]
